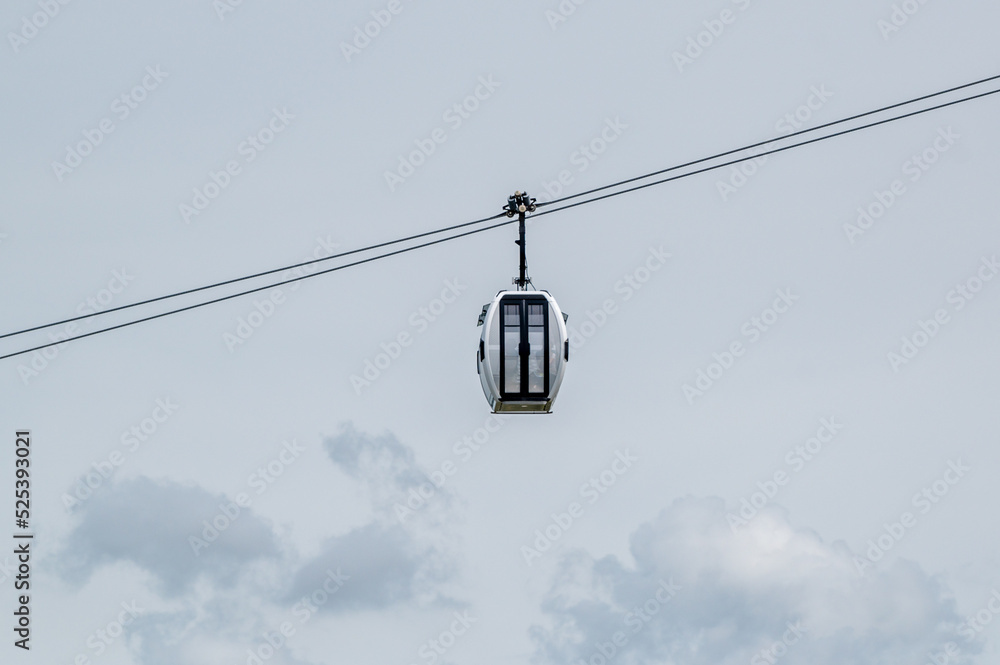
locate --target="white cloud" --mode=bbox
[324,422,451,517]
[51,425,462,664]
[531,497,979,665]
[55,476,280,596]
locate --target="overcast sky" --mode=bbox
[2,1,1000,664]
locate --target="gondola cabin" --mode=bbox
[477,290,568,413]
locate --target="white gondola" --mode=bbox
[477,289,569,413]
[476,192,569,413]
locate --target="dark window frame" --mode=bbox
[498,295,550,401]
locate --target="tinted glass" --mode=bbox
[528,304,545,326]
[504,329,520,392]
[527,328,545,393]
[504,304,520,326]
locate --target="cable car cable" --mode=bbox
[530,85,1000,220]
[0,211,508,342]
[0,218,518,362]
[534,72,1000,210]
[2,79,999,361]
[10,72,995,347]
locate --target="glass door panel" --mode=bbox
[502,304,521,394]
[500,298,548,400]
[527,303,546,394]
[527,328,545,393]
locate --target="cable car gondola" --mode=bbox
[476,192,569,413]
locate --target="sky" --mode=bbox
[1,1,1000,664]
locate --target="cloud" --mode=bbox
[52,425,461,665]
[123,597,326,665]
[531,497,980,665]
[284,523,425,612]
[274,425,463,613]
[324,423,444,515]
[55,476,280,596]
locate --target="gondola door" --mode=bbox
[499,295,549,402]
